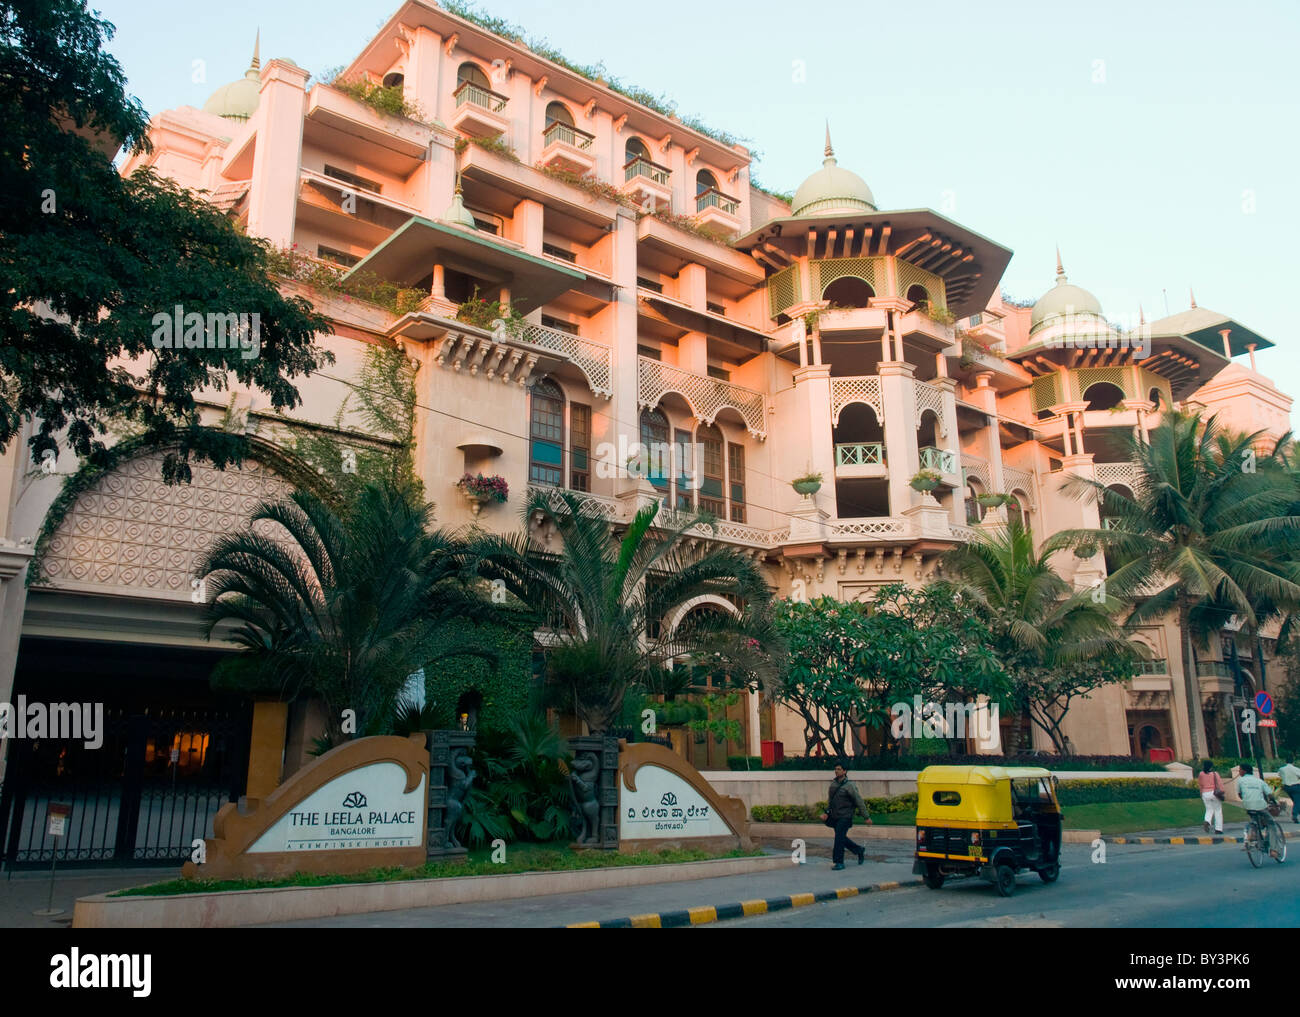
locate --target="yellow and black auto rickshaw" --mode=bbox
[912,765,1063,896]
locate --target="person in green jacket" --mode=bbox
[820,762,873,870]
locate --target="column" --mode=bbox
[878,361,918,517]
[246,59,309,248]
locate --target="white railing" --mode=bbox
[624,156,671,186]
[828,517,917,540]
[949,523,983,542]
[516,322,612,399]
[528,485,620,520]
[542,120,595,150]
[656,508,787,548]
[637,357,767,438]
[453,80,508,113]
[830,375,883,425]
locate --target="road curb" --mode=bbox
[566,876,923,928]
[1106,835,1243,845]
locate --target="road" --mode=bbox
[713,839,1300,927]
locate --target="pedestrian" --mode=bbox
[1277,757,1300,824]
[819,761,872,870]
[1197,760,1225,834]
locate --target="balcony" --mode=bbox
[919,446,959,483]
[1196,659,1234,695]
[538,120,596,175]
[451,80,510,137]
[1137,658,1169,675]
[515,321,612,399]
[637,356,766,439]
[694,187,741,235]
[623,156,672,210]
[835,442,886,480]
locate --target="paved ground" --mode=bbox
[0,866,175,929]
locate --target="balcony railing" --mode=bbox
[625,156,671,185]
[453,80,508,113]
[695,187,739,215]
[1137,658,1169,675]
[542,120,594,150]
[1196,661,1232,678]
[919,446,957,474]
[836,442,885,467]
[514,321,612,399]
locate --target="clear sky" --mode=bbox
[94,0,1300,421]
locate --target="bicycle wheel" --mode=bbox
[1245,824,1264,868]
[1267,819,1287,863]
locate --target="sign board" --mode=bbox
[47,802,71,839]
[617,742,751,853]
[1260,719,1277,728]
[182,733,428,881]
[1256,692,1273,716]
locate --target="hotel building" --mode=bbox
[0,1,1290,864]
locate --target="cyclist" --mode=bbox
[1237,763,1279,857]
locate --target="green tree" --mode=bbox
[943,518,1139,754]
[769,585,1006,759]
[2,0,331,482]
[197,483,491,745]
[458,492,778,733]
[1048,411,1300,758]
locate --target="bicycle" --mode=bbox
[1244,801,1287,867]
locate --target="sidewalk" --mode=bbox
[0,866,175,930]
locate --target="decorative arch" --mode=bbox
[544,100,574,126]
[664,594,739,636]
[1082,381,1125,411]
[456,61,490,89]
[33,435,324,600]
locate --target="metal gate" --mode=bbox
[0,702,251,869]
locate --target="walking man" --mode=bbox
[820,762,873,870]
[1278,757,1300,824]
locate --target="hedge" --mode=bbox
[423,615,535,734]
[752,793,918,824]
[732,754,1166,772]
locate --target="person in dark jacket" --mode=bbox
[820,762,873,869]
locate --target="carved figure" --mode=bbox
[444,747,475,849]
[568,752,601,844]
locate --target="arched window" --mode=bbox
[544,101,573,127]
[529,378,564,487]
[822,276,874,308]
[456,62,490,89]
[382,72,405,90]
[696,169,718,196]
[906,284,930,307]
[640,408,670,490]
[1007,495,1030,539]
[966,484,985,525]
[625,137,650,163]
[697,424,725,516]
[1083,382,1125,411]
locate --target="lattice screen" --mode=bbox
[767,265,801,318]
[1031,373,1061,412]
[1075,366,1132,400]
[813,258,879,298]
[895,261,946,307]
[831,376,884,425]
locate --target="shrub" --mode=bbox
[749,754,1166,772]
[1054,778,1198,806]
[727,755,762,770]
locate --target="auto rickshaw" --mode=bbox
[912,765,1063,896]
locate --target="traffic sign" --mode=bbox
[1256,691,1273,716]
[1260,719,1277,728]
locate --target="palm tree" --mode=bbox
[942,518,1139,753]
[457,491,779,734]
[198,483,491,744]
[1048,411,1300,759]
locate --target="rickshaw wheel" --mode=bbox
[1037,862,1060,883]
[923,864,944,889]
[994,863,1017,896]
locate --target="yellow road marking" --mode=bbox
[835,887,859,899]
[687,906,717,925]
[568,921,600,928]
[1170,837,1184,844]
[630,913,662,928]
[875,881,899,890]
[790,892,815,907]
[741,899,768,916]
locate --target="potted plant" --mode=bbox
[909,469,943,493]
[976,492,1013,508]
[792,469,823,498]
[1074,541,1098,559]
[455,473,509,516]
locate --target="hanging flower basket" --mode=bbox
[792,471,823,498]
[456,473,508,516]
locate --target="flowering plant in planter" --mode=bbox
[456,473,509,502]
[791,469,823,498]
[909,469,943,493]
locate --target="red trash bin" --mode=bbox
[761,740,784,766]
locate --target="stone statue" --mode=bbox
[443,747,474,849]
[568,751,601,845]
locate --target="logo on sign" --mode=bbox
[342,791,367,809]
[660,792,677,807]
